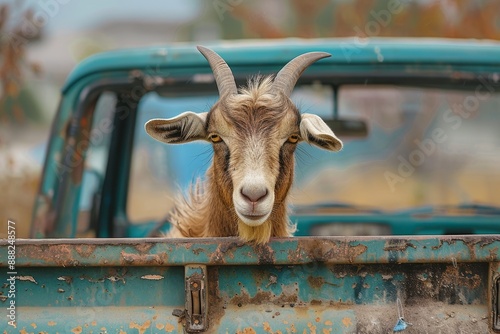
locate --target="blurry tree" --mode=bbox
[203,0,500,41]
[0,3,42,124]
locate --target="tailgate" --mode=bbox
[1,236,499,333]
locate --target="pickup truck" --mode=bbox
[2,38,500,333]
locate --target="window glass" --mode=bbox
[127,85,500,223]
[291,86,500,210]
[127,92,218,222]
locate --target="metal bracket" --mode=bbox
[184,264,208,332]
[494,275,500,331]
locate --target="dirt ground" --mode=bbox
[0,173,39,238]
[0,125,45,239]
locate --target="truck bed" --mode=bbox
[1,235,499,333]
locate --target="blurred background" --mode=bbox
[1,0,500,237]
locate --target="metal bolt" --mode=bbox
[194,319,199,324]
[192,282,198,288]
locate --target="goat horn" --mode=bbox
[273,52,331,97]
[197,46,237,97]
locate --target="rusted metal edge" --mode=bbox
[0,235,498,267]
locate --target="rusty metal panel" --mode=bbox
[1,235,499,267]
[0,262,491,333]
[208,262,489,333]
[0,236,498,333]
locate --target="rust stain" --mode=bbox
[47,321,57,326]
[342,317,352,327]
[135,242,154,253]
[307,321,317,334]
[74,244,97,258]
[18,244,75,266]
[315,317,321,322]
[263,321,272,332]
[71,326,83,334]
[19,330,28,334]
[322,329,332,334]
[489,247,499,260]
[290,323,297,333]
[442,265,482,289]
[119,330,127,334]
[165,323,175,332]
[236,328,257,334]
[230,289,297,306]
[293,239,368,264]
[120,251,168,265]
[30,323,37,328]
[384,240,416,252]
[210,241,246,264]
[156,323,164,330]
[308,276,338,289]
[255,243,276,265]
[430,236,500,260]
[324,320,333,326]
[91,321,97,326]
[129,320,151,334]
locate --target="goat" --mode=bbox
[145,46,342,244]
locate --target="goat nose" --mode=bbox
[240,186,269,203]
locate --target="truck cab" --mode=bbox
[9,38,500,332]
[32,38,500,240]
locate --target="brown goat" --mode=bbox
[145,46,342,244]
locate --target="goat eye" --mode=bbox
[210,134,222,143]
[287,134,300,144]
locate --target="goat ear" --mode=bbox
[300,113,343,151]
[145,112,208,144]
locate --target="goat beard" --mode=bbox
[237,219,273,245]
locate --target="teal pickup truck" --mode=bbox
[2,38,500,333]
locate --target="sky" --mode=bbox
[8,0,202,33]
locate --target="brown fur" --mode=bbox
[166,76,298,244]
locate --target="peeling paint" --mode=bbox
[17,276,37,284]
[307,321,317,334]
[57,276,73,283]
[71,325,82,334]
[106,275,126,283]
[121,251,168,265]
[141,275,165,280]
[341,317,352,327]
